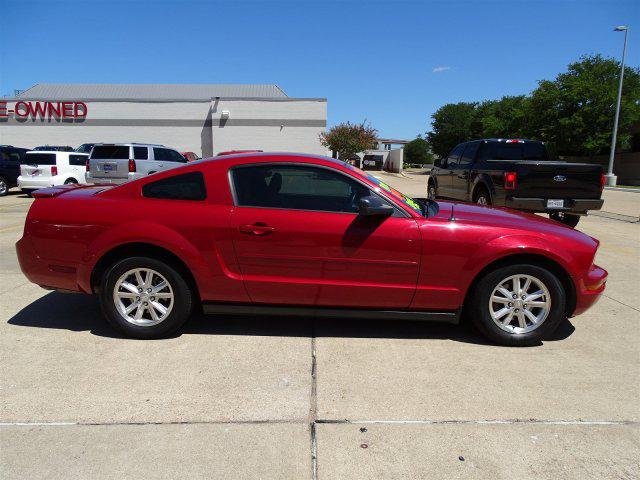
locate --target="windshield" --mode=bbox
[346,165,425,216]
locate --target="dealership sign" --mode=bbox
[0,101,88,119]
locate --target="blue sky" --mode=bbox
[1,0,637,140]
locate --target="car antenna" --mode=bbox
[449,203,456,222]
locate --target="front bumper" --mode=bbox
[572,264,607,316]
[506,197,604,214]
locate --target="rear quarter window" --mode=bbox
[142,172,206,201]
[69,154,88,166]
[91,146,130,159]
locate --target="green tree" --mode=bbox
[526,54,640,156]
[319,121,378,160]
[403,135,433,164]
[426,102,482,157]
[477,95,529,139]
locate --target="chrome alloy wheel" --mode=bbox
[113,268,174,326]
[428,185,436,200]
[489,274,551,334]
[477,195,488,205]
[0,178,7,195]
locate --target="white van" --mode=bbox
[18,151,89,193]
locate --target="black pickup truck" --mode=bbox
[427,139,605,227]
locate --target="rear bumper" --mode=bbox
[86,172,138,185]
[572,264,607,316]
[16,235,83,292]
[506,197,604,214]
[17,176,55,190]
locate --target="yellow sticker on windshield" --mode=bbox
[405,198,421,210]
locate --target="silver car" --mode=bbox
[86,143,187,185]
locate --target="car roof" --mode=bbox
[26,150,87,155]
[93,143,166,147]
[199,151,345,167]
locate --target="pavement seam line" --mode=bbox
[1,419,635,427]
[602,294,640,312]
[309,317,318,480]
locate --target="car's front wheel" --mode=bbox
[470,264,566,346]
[99,256,194,339]
[0,176,8,196]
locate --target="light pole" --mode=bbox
[606,25,629,187]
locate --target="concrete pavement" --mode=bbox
[1,183,638,479]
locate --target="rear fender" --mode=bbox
[77,220,211,294]
[471,174,493,201]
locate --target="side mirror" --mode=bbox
[358,196,394,217]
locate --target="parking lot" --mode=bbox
[1,173,638,479]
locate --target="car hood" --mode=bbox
[433,200,598,246]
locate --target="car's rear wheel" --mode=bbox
[99,256,194,339]
[427,182,437,200]
[64,178,78,185]
[470,264,566,346]
[549,212,580,228]
[0,176,8,196]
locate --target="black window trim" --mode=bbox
[228,162,411,218]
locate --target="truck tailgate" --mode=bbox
[514,161,603,199]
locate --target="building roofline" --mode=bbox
[2,96,327,103]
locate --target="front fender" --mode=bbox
[461,233,577,291]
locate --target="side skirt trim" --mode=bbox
[202,303,460,324]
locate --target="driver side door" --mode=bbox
[228,163,421,308]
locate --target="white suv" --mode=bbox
[18,151,89,193]
[86,143,187,185]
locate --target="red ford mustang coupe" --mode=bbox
[16,153,607,345]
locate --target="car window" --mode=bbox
[69,154,87,166]
[142,172,206,201]
[3,151,22,163]
[92,146,130,159]
[153,148,168,161]
[446,144,465,166]
[232,164,372,213]
[522,142,549,160]
[166,150,187,163]
[25,153,56,165]
[458,142,479,167]
[134,147,148,160]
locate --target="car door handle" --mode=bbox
[239,223,275,235]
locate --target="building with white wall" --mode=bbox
[0,84,327,156]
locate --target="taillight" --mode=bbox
[600,173,606,192]
[128,159,136,172]
[85,159,90,172]
[504,171,517,190]
[51,166,58,176]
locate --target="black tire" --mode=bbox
[549,212,580,228]
[64,178,78,185]
[469,264,566,346]
[427,182,437,200]
[474,187,491,206]
[0,176,8,196]
[99,256,194,339]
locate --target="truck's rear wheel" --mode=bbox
[0,176,8,196]
[549,212,580,228]
[474,187,491,206]
[99,256,194,339]
[427,182,437,200]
